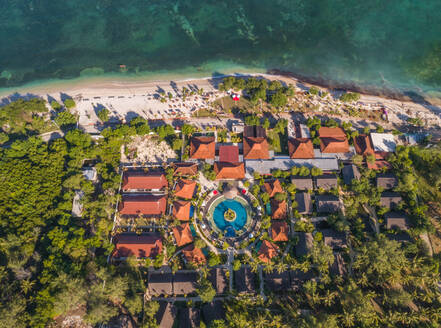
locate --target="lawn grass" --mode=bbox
[213,96,255,114]
[267,128,289,155]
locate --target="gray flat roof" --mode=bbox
[245,156,338,178]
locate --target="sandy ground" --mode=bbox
[1,73,440,132]
[120,135,177,165]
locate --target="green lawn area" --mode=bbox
[267,128,289,155]
[213,96,255,113]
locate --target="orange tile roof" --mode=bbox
[288,138,314,158]
[264,179,284,198]
[271,221,289,242]
[119,195,166,216]
[172,223,194,247]
[173,162,198,176]
[353,135,374,155]
[318,127,346,138]
[258,240,279,263]
[320,137,350,153]
[214,162,245,180]
[189,136,215,159]
[182,244,206,265]
[367,160,392,170]
[174,179,197,199]
[271,199,287,220]
[113,234,162,259]
[243,137,269,159]
[219,145,239,163]
[173,200,192,221]
[122,171,168,191]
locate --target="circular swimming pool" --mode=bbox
[212,198,248,237]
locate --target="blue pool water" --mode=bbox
[213,199,247,236]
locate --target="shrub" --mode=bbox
[51,100,62,111]
[55,111,77,128]
[311,167,323,176]
[340,92,360,102]
[97,108,110,122]
[376,125,385,133]
[308,86,320,95]
[63,98,76,109]
[352,154,363,166]
[270,91,287,108]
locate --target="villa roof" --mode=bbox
[315,174,338,190]
[174,179,197,199]
[264,270,290,292]
[296,232,313,257]
[122,170,168,191]
[320,137,350,153]
[244,125,267,138]
[319,127,347,138]
[354,134,374,155]
[342,164,361,185]
[179,308,200,328]
[330,253,347,276]
[119,194,166,216]
[322,229,347,250]
[271,199,287,220]
[367,160,392,170]
[376,173,398,189]
[264,179,284,198]
[370,133,396,152]
[189,136,215,159]
[295,192,312,214]
[208,268,229,294]
[315,195,341,213]
[155,302,177,328]
[148,270,173,296]
[380,192,402,209]
[288,138,314,159]
[243,137,270,159]
[271,221,289,242]
[113,233,162,259]
[172,200,192,221]
[258,240,279,263]
[173,162,199,176]
[219,145,239,163]
[291,176,313,190]
[182,244,206,265]
[202,301,226,325]
[173,271,198,295]
[235,266,256,293]
[385,212,410,230]
[214,162,245,180]
[172,223,194,247]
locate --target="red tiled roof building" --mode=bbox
[112,234,162,259]
[264,179,284,198]
[182,244,206,265]
[189,136,215,159]
[288,138,314,158]
[243,137,270,159]
[214,162,245,180]
[271,221,289,242]
[271,199,287,220]
[172,223,194,247]
[218,145,239,163]
[119,195,167,216]
[353,134,374,156]
[174,179,197,199]
[122,171,168,191]
[173,162,199,176]
[173,200,192,221]
[318,127,349,153]
[258,240,279,263]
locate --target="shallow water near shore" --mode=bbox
[1,0,441,94]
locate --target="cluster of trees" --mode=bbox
[219,76,294,108]
[339,92,361,103]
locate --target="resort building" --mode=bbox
[243,126,270,160]
[342,164,361,185]
[376,173,398,189]
[172,223,194,247]
[112,233,163,259]
[296,232,313,257]
[214,162,245,180]
[173,271,199,295]
[235,266,257,294]
[172,200,192,221]
[322,229,347,250]
[316,195,342,213]
[289,270,314,291]
[155,302,177,328]
[291,176,313,190]
[174,179,197,199]
[315,174,338,190]
[385,212,410,230]
[122,170,168,191]
[270,199,288,219]
[370,133,397,153]
[288,138,314,159]
[189,136,216,160]
[148,270,173,296]
[182,244,206,265]
[178,308,200,328]
[264,270,290,292]
[295,192,312,214]
[318,127,349,153]
[208,268,229,294]
[258,240,279,263]
[353,134,374,155]
[172,162,199,176]
[271,221,289,242]
[330,253,347,276]
[263,179,284,198]
[119,194,167,216]
[218,145,240,163]
[202,301,226,326]
[380,192,403,209]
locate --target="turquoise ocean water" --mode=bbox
[1,0,441,93]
